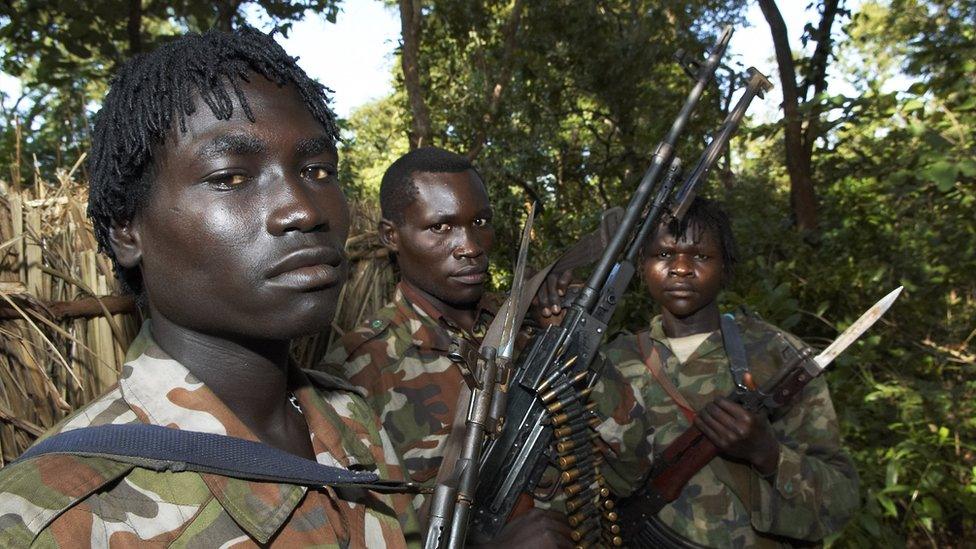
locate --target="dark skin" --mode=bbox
[109,76,349,459]
[379,171,571,548]
[379,170,494,333]
[537,223,781,475]
[643,223,780,475]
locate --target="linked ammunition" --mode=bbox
[570,517,599,541]
[547,387,593,414]
[535,355,577,394]
[540,370,589,404]
[603,510,619,522]
[601,531,624,547]
[565,494,588,513]
[577,527,600,548]
[560,466,598,484]
[554,414,597,437]
[567,504,598,527]
[550,402,597,426]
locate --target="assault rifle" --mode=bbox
[618,287,902,546]
[472,27,775,541]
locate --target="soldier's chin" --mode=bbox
[444,284,485,308]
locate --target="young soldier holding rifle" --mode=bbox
[590,197,861,547]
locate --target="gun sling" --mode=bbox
[15,424,416,493]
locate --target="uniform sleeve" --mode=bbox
[748,374,860,541]
[591,342,654,497]
[331,389,423,548]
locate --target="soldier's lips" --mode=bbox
[266,246,344,291]
[664,287,696,298]
[449,270,487,285]
[267,264,342,291]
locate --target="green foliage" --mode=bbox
[0,0,339,183]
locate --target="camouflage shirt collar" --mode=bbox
[647,314,726,362]
[396,281,495,348]
[118,321,367,543]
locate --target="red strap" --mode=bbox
[637,333,697,423]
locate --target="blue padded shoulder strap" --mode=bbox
[16,424,413,493]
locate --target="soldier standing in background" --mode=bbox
[589,197,860,547]
[324,146,571,547]
[0,27,419,547]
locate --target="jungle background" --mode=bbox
[0,0,972,546]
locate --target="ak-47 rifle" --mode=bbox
[472,26,775,543]
[424,205,537,549]
[618,287,903,546]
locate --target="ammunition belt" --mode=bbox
[541,370,622,548]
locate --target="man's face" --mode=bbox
[121,76,349,341]
[386,170,494,307]
[641,223,725,319]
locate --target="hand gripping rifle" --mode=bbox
[472,27,776,542]
[618,287,903,546]
[424,204,537,549]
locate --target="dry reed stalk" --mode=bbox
[0,169,394,460]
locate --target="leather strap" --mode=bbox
[637,332,696,423]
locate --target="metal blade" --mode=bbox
[498,202,536,359]
[813,286,903,370]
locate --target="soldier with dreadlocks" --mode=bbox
[584,197,860,547]
[0,27,420,547]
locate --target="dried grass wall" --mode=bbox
[0,165,394,462]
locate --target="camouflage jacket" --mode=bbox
[323,282,494,491]
[0,322,421,548]
[592,312,860,548]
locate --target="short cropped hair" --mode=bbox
[644,197,739,280]
[87,26,338,295]
[379,146,481,223]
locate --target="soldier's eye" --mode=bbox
[430,223,451,233]
[303,165,335,181]
[473,217,490,228]
[694,253,710,260]
[206,171,249,190]
[658,251,672,258]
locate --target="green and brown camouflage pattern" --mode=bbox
[0,322,421,548]
[322,283,494,491]
[592,312,860,548]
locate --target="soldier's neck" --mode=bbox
[661,302,721,338]
[403,280,480,333]
[146,309,310,453]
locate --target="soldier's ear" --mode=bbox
[109,218,143,269]
[378,218,399,253]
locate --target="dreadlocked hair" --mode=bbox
[643,196,739,281]
[87,26,339,295]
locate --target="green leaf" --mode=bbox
[922,161,959,192]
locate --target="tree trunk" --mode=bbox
[758,0,819,232]
[127,0,142,55]
[466,0,525,160]
[399,0,433,149]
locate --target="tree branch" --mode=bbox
[466,0,525,160]
[399,0,433,148]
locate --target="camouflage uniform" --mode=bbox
[593,312,860,548]
[323,282,494,493]
[0,322,421,548]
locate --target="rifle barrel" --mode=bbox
[575,26,733,313]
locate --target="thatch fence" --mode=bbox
[0,161,394,462]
